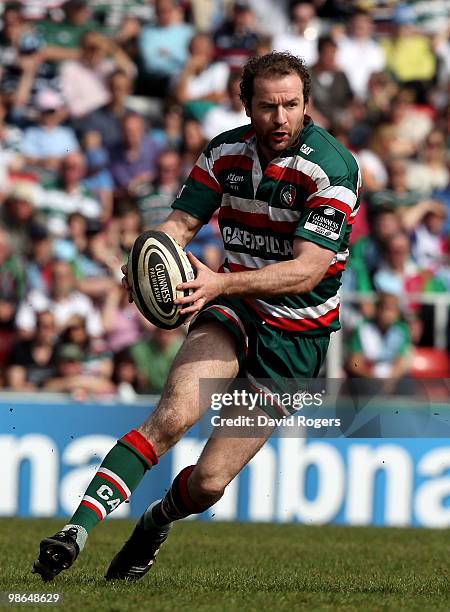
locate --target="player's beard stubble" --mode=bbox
[252,110,306,160]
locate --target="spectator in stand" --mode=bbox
[356,124,412,192]
[245,0,290,37]
[60,313,113,380]
[112,348,145,401]
[346,206,403,294]
[310,35,353,129]
[189,0,232,34]
[406,129,450,195]
[272,1,320,67]
[102,283,150,354]
[0,181,37,256]
[0,227,26,330]
[53,211,88,262]
[336,9,385,100]
[60,30,135,118]
[138,0,194,98]
[16,259,104,340]
[202,71,248,140]
[0,95,23,155]
[25,223,55,294]
[388,89,433,154]
[0,3,76,111]
[6,309,58,390]
[364,71,398,124]
[369,157,425,210]
[116,201,143,254]
[180,117,208,178]
[80,130,114,222]
[42,342,114,397]
[411,205,448,273]
[38,0,99,49]
[369,158,449,237]
[346,292,413,384]
[373,232,445,305]
[35,151,102,236]
[130,327,184,393]
[151,103,184,150]
[382,4,437,102]
[0,94,23,199]
[109,112,163,198]
[54,213,121,294]
[76,69,134,151]
[73,220,118,299]
[174,33,229,117]
[138,149,183,228]
[213,0,260,70]
[0,2,44,99]
[21,89,79,178]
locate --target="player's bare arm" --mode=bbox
[155,209,204,248]
[175,239,335,316]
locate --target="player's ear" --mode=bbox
[243,101,251,118]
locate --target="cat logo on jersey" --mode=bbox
[280,184,296,207]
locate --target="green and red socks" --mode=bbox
[148,465,213,527]
[64,430,158,550]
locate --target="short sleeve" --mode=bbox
[171,146,223,224]
[295,179,359,253]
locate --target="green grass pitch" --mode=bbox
[1,518,449,611]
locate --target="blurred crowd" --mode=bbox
[0,0,449,399]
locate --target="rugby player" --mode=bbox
[33,52,360,581]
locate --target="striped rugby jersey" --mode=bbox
[172,117,361,334]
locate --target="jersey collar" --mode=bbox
[280,115,314,157]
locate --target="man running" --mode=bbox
[33,51,360,581]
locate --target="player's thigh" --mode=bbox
[189,402,275,497]
[138,322,239,449]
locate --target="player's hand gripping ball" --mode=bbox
[127,230,195,329]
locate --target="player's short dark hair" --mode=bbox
[240,51,311,107]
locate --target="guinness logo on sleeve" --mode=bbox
[304,205,345,241]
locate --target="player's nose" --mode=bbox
[273,105,287,126]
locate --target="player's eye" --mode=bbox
[287,102,298,108]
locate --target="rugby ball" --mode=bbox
[128,230,195,329]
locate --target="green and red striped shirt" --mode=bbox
[172,118,361,334]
